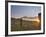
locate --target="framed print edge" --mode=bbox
[5,1,45,36]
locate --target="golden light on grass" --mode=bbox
[36,19,40,23]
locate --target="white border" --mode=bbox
[8,2,43,35]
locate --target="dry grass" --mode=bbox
[11,18,41,31]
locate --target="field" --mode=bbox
[11,18,41,31]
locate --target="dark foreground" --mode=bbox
[11,18,41,31]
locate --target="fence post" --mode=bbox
[20,18,22,30]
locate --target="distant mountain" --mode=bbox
[11,16,38,19]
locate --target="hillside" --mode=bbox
[11,17,41,31]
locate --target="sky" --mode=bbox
[11,5,41,17]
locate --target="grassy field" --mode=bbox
[11,18,41,31]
